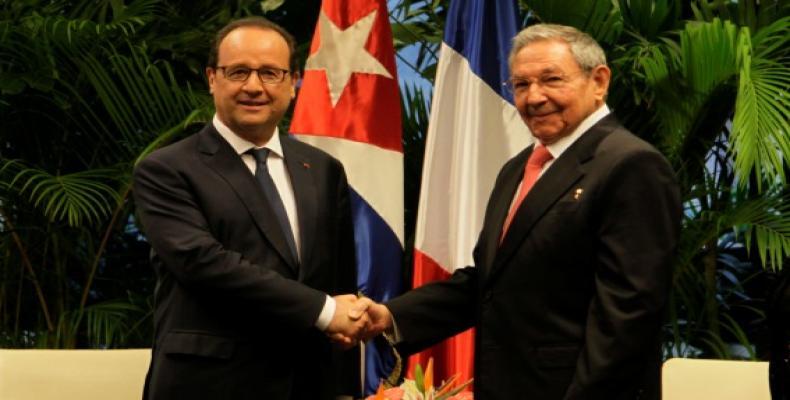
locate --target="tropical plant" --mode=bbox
[603,1,788,359]
[0,0,206,348]
[390,0,449,81]
[0,0,322,348]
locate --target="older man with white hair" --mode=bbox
[364,23,682,400]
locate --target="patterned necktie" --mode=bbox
[249,148,298,263]
[500,145,554,242]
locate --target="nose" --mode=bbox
[524,84,547,105]
[241,71,265,94]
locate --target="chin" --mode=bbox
[529,130,559,143]
[528,126,555,138]
[236,115,271,126]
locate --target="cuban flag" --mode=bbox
[289,0,403,395]
[408,0,530,385]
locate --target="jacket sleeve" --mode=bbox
[386,266,478,355]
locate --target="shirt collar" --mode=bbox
[544,104,610,159]
[212,114,284,158]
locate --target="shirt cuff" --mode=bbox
[315,295,335,331]
[389,308,403,343]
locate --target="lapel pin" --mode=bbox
[301,162,311,169]
[574,188,584,200]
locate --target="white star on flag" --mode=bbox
[305,9,393,107]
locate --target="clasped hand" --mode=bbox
[325,294,392,348]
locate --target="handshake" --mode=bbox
[325,294,393,347]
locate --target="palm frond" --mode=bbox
[55,297,149,348]
[389,0,446,81]
[81,300,144,348]
[18,0,162,44]
[731,16,790,189]
[5,162,123,228]
[61,40,206,156]
[699,331,732,358]
[725,191,790,271]
[638,19,742,170]
[691,0,790,33]
[718,313,755,359]
[618,0,682,40]
[134,104,213,166]
[525,0,623,44]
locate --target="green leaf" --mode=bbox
[525,0,623,44]
[719,313,755,360]
[731,17,790,189]
[414,363,425,393]
[619,0,682,40]
[260,0,285,13]
[5,162,123,227]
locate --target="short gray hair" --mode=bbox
[509,24,606,73]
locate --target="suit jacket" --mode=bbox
[133,123,358,400]
[388,115,681,400]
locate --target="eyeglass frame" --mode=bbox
[214,65,292,84]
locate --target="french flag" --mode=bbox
[289,0,403,395]
[408,0,530,385]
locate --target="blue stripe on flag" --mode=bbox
[443,0,520,103]
[349,189,403,393]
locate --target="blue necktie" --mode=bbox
[249,148,298,264]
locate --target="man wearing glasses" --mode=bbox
[133,17,368,400]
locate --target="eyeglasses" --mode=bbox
[216,65,290,84]
[503,73,580,96]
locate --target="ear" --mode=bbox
[590,64,611,103]
[206,67,217,94]
[289,71,300,99]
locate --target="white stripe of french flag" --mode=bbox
[408,0,531,386]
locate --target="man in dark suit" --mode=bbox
[133,17,369,400]
[363,24,682,399]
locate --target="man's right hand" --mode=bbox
[326,294,371,348]
[360,302,393,341]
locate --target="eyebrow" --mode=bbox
[511,66,564,78]
[513,70,564,80]
[537,65,568,76]
[222,63,288,70]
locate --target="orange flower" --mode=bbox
[424,357,434,391]
[364,384,404,400]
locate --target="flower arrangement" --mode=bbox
[366,358,473,400]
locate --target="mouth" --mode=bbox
[237,99,270,109]
[527,109,557,118]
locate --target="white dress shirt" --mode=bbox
[542,104,611,171]
[506,104,611,211]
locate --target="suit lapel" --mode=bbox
[489,115,619,280]
[479,148,531,273]
[196,125,299,270]
[281,137,318,280]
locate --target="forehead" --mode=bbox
[217,26,290,67]
[510,39,580,76]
